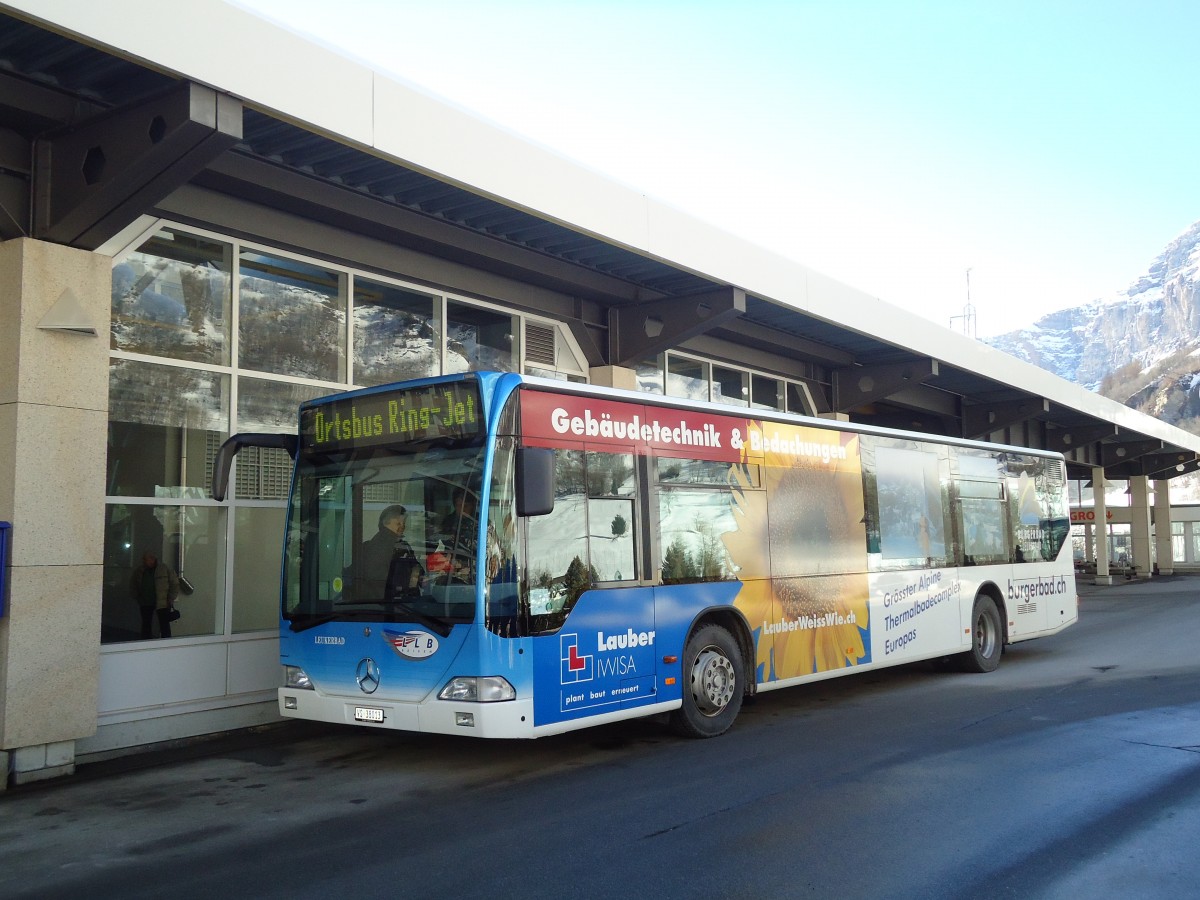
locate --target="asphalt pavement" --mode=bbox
[2,573,1198,900]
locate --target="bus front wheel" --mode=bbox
[958,594,1003,673]
[670,624,744,738]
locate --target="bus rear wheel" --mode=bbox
[958,594,1003,673]
[670,624,744,738]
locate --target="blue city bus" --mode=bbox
[213,371,1077,738]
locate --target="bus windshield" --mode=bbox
[282,381,488,633]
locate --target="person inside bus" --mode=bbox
[361,505,423,600]
[438,488,478,544]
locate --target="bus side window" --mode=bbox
[657,457,741,584]
[526,449,591,631]
[523,449,639,633]
[1006,455,1068,563]
[869,444,949,570]
[584,451,637,583]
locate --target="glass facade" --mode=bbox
[651,351,818,415]
[107,358,228,499]
[665,355,708,401]
[238,251,346,381]
[751,374,783,411]
[102,224,852,651]
[712,366,749,407]
[352,280,439,386]
[112,230,232,365]
[446,301,516,373]
[102,224,586,645]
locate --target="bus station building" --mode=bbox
[2,0,1199,785]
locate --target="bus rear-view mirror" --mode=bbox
[516,447,555,517]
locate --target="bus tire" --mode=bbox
[958,594,1003,673]
[670,623,744,738]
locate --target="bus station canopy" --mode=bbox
[2,0,1197,482]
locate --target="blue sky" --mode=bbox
[234,0,1199,337]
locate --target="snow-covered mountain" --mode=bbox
[985,221,1200,429]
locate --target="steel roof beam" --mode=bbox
[833,359,939,413]
[1103,452,1197,480]
[962,397,1049,440]
[1146,455,1200,479]
[1043,422,1120,454]
[1100,439,1165,469]
[610,287,745,366]
[32,80,241,249]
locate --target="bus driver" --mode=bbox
[361,505,423,600]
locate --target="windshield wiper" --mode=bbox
[323,597,454,637]
[288,609,381,633]
[378,598,453,637]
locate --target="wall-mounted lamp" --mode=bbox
[36,289,98,336]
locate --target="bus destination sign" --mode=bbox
[301,382,482,452]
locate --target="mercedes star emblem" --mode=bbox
[356,657,381,694]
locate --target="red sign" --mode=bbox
[1070,509,1114,523]
[520,389,746,462]
[519,389,857,471]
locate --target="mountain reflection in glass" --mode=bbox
[353,279,440,386]
[111,228,231,365]
[238,250,345,382]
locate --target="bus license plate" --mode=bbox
[355,706,384,723]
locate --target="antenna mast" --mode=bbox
[949,267,977,337]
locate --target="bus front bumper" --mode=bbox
[278,688,536,738]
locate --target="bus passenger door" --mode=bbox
[530,584,659,728]
[559,586,659,715]
[526,447,659,727]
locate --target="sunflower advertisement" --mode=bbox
[729,420,871,683]
[520,390,875,685]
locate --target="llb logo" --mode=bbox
[560,633,593,683]
[384,629,439,660]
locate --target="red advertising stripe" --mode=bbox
[520,389,747,462]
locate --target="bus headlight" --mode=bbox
[284,665,314,690]
[438,676,516,702]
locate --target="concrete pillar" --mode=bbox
[1154,480,1174,576]
[589,365,636,390]
[0,238,110,787]
[1129,475,1152,577]
[1093,468,1111,585]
